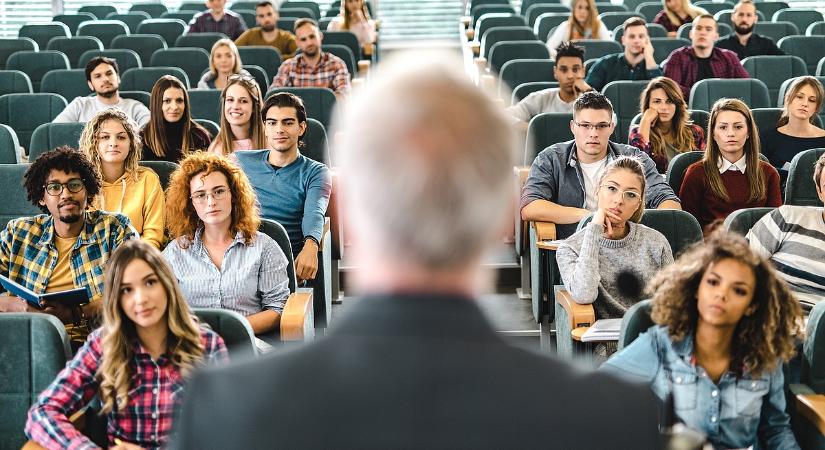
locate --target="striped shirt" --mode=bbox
[271,52,351,96]
[747,205,825,306]
[162,229,290,316]
[188,10,247,40]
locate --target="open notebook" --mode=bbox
[580,318,622,342]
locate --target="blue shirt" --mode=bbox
[584,53,663,92]
[602,326,799,450]
[235,150,331,252]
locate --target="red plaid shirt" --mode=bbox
[25,327,227,450]
[272,51,351,96]
[662,46,750,98]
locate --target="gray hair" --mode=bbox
[335,51,517,269]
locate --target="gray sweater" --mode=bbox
[556,221,673,319]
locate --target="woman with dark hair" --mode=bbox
[141,75,211,163]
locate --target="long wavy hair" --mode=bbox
[79,108,142,182]
[702,98,765,203]
[640,77,699,159]
[649,232,802,377]
[97,240,205,414]
[339,0,372,30]
[597,156,646,223]
[662,0,706,25]
[777,76,825,127]
[567,0,604,40]
[210,74,265,156]
[143,75,209,158]
[165,152,260,247]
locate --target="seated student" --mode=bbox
[81,109,165,249]
[521,91,681,240]
[585,18,663,93]
[163,153,291,341]
[603,232,802,450]
[53,57,150,128]
[629,76,705,174]
[760,76,825,181]
[747,153,825,309]
[235,1,298,58]
[235,93,331,283]
[188,0,247,40]
[653,0,706,37]
[547,0,611,59]
[25,239,228,449]
[680,98,782,234]
[141,75,212,163]
[556,156,673,321]
[716,0,784,60]
[507,42,592,132]
[0,147,136,346]
[198,38,252,90]
[326,0,377,51]
[207,74,267,156]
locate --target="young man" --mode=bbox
[521,91,681,239]
[189,0,247,40]
[663,14,749,98]
[234,93,331,282]
[0,147,136,346]
[53,57,150,127]
[585,18,663,92]
[716,0,784,60]
[271,18,351,99]
[507,42,591,131]
[235,1,298,59]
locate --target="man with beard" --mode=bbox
[271,18,351,99]
[189,0,247,40]
[53,57,150,127]
[0,147,136,347]
[716,0,784,60]
[585,17,663,92]
[235,1,298,59]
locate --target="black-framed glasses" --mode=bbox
[44,179,85,196]
[190,187,230,204]
[574,121,612,131]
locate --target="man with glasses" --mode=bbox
[521,91,680,239]
[0,147,136,347]
[235,92,331,283]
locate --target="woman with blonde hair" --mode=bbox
[141,75,211,163]
[80,108,166,248]
[679,98,781,234]
[547,0,611,58]
[327,0,377,50]
[603,232,802,449]
[629,76,705,173]
[25,239,227,449]
[654,0,707,36]
[197,38,251,90]
[207,74,266,156]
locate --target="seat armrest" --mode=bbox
[796,394,825,435]
[470,41,480,56]
[513,166,530,254]
[556,288,596,330]
[532,221,558,250]
[460,16,471,28]
[280,288,314,341]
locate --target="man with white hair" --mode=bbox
[172,51,660,449]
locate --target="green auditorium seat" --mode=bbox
[136,19,188,47]
[636,2,663,22]
[476,15,525,46]
[237,10,257,29]
[666,151,703,195]
[0,70,32,96]
[78,5,118,20]
[18,23,70,50]
[111,34,167,67]
[179,2,207,12]
[139,160,178,191]
[741,55,808,107]
[129,3,169,19]
[323,31,363,61]
[512,81,559,104]
[808,21,825,36]
[789,300,825,449]
[525,112,575,166]
[773,8,824,38]
[521,0,567,16]
[228,1,262,11]
[78,49,143,73]
[594,2,629,14]
[471,5,516,28]
[192,308,258,358]
[0,93,66,153]
[699,0,735,15]
[243,65,270,92]
[488,40,549,74]
[689,78,771,111]
[499,59,554,101]
[195,119,219,137]
[120,90,151,108]
[106,12,152,34]
[28,122,85,161]
[617,299,654,350]
[77,20,130,48]
[46,36,103,68]
[752,21,799,44]
[52,13,96,35]
[321,44,356,78]
[150,47,209,88]
[277,18,298,33]
[613,23,668,42]
[188,89,221,124]
[599,12,644,31]
[533,13,569,41]
[121,67,190,91]
[602,80,649,143]
[0,164,44,225]
[0,37,38,70]
[526,4,570,28]
[480,26,537,59]
[266,86,337,128]
[575,39,623,61]
[303,118,329,166]
[715,9,765,25]
[161,11,197,23]
[785,148,825,206]
[0,124,20,164]
[282,1,322,19]
[722,207,775,235]
[238,46,282,79]
[5,50,69,92]
[280,7,316,20]
[175,32,227,52]
[779,35,825,75]
[40,69,88,103]
[651,37,690,64]
[754,2,789,22]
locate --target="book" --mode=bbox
[580,318,622,342]
[0,274,89,310]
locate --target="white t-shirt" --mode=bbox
[506,88,574,124]
[53,96,150,127]
[579,157,608,211]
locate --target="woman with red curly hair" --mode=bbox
[162,153,289,345]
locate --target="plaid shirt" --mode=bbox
[272,52,351,96]
[662,46,750,98]
[188,10,247,40]
[26,328,228,450]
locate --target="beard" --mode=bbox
[96,85,118,99]
[734,23,754,35]
[58,212,82,224]
[260,23,276,32]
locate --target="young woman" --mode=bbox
[141,75,212,163]
[327,0,377,51]
[80,109,166,248]
[629,77,705,174]
[679,98,782,234]
[654,0,707,36]
[197,38,251,90]
[163,153,290,344]
[603,232,802,449]
[207,74,266,156]
[547,0,611,58]
[556,156,674,321]
[25,239,228,449]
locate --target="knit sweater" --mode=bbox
[556,221,674,319]
[140,121,212,163]
[92,167,165,248]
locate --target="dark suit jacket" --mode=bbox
[172,293,662,449]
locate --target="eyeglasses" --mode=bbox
[600,184,642,204]
[190,187,230,204]
[44,179,85,197]
[574,121,612,131]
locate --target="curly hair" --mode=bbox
[165,152,260,247]
[79,108,142,182]
[24,146,102,214]
[648,231,802,377]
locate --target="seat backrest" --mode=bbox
[161,11,198,23]
[174,32,228,52]
[120,90,151,108]
[282,1,322,19]
[77,49,143,74]
[77,20,130,48]
[188,88,222,124]
[243,64,270,94]
[0,93,67,151]
[238,46,282,80]
[265,87,337,128]
[0,37,38,70]
[598,12,644,31]
[808,21,825,37]
[804,299,825,393]
[0,70,32,96]
[573,39,623,61]
[106,12,153,34]
[191,308,257,359]
[0,123,20,164]
[78,5,118,20]
[521,0,562,16]
[722,207,775,235]
[525,112,574,165]
[753,21,799,45]
[577,209,703,256]
[778,35,825,75]
[129,3,168,18]
[650,37,690,64]
[0,164,45,227]
[259,218,297,292]
[471,4,516,27]
[138,160,178,191]
[613,23,668,42]
[785,148,825,206]
[476,14,525,44]
[488,40,549,74]
[179,1,206,12]
[526,4,570,28]
[741,55,808,106]
[689,78,771,111]
[111,34,168,67]
[754,2,790,22]
[666,150,703,195]
[280,7,316,19]
[121,66,191,91]
[6,50,70,91]
[323,31,362,61]
[715,9,766,24]
[498,58,554,97]
[303,118,329,166]
[195,118,219,137]
[481,26,537,59]
[150,47,210,87]
[512,81,559,104]
[52,13,96,35]
[28,122,85,161]
[602,80,648,143]
[136,18,188,47]
[773,8,824,37]
[18,23,70,50]
[636,1,663,22]
[46,36,104,68]
[321,44,356,78]
[618,299,654,350]
[533,12,570,41]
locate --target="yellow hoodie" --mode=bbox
[93,166,165,248]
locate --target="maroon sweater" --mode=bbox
[679,160,782,233]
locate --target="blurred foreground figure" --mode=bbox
[171,51,661,450]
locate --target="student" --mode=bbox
[585,18,662,93]
[141,75,212,163]
[188,0,247,40]
[629,76,705,173]
[163,153,290,343]
[547,0,611,58]
[716,0,784,60]
[653,0,706,36]
[326,0,377,50]
[235,1,298,58]
[207,74,266,156]
[25,239,228,449]
[197,38,251,90]
[603,232,802,450]
[81,109,165,248]
[679,98,782,234]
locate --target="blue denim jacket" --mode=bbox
[602,326,799,450]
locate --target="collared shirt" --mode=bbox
[162,229,290,316]
[718,155,747,173]
[585,53,664,92]
[715,33,785,60]
[188,9,247,40]
[271,52,351,96]
[26,328,227,450]
[602,326,800,449]
[662,46,750,98]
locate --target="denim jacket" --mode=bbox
[602,326,799,450]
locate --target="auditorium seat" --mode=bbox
[741,55,808,107]
[139,160,178,191]
[533,13,569,42]
[228,1,262,11]
[715,9,765,25]
[28,122,85,162]
[0,164,42,225]
[0,124,19,164]
[0,70,33,96]
[77,49,143,73]
[613,23,668,42]
[46,36,103,69]
[111,34,167,67]
[106,12,152,34]
[666,151,703,195]
[785,148,825,206]
[618,298,653,350]
[121,66,190,91]
[594,3,629,14]
[0,37,38,70]
[129,3,169,19]
[303,118,330,166]
[40,69,88,105]
[236,10,257,29]
[150,47,210,88]
[773,9,824,38]
[136,19,188,47]
[119,90,151,108]
[752,21,799,44]
[521,0,565,16]
[238,46,282,80]
[636,2,662,22]
[323,31,363,61]
[322,44,356,78]
[475,15,525,48]
[499,59,554,101]
[0,92,66,153]
[790,299,825,449]
[18,23,70,50]
[282,1,322,19]
[688,78,771,111]
[243,65,270,93]
[526,5,570,28]
[77,5,117,20]
[180,1,207,12]
[175,32,227,52]
[195,119,219,137]
[488,40,549,74]
[480,26,536,59]
[161,11,197,23]
[575,39,623,61]
[192,308,258,358]
[650,37,690,64]
[778,35,825,76]
[722,207,775,235]
[277,18,298,33]
[6,50,69,92]
[677,22,732,39]
[599,12,644,31]
[512,81,559,104]
[280,7,316,20]
[602,80,648,143]
[77,20,130,48]
[808,21,825,36]
[188,89,222,124]
[266,87,337,128]
[471,5,516,28]
[52,13,96,35]
[753,1,789,22]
